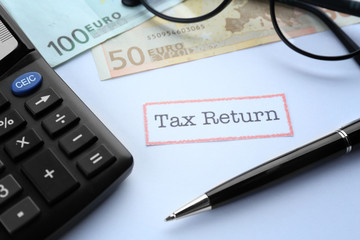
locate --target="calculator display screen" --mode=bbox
[0,19,18,61]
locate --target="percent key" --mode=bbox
[0,110,26,138]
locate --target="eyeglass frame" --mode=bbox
[122,0,360,61]
[122,0,232,23]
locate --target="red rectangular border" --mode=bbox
[143,94,293,145]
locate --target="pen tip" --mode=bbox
[165,214,176,222]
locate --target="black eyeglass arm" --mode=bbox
[122,0,141,7]
[300,0,360,17]
[280,0,360,65]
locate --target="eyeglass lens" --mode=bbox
[273,0,360,58]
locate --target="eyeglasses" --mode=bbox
[122,0,360,62]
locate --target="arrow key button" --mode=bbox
[25,88,62,118]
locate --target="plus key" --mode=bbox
[22,150,79,204]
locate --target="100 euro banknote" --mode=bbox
[92,0,360,80]
[0,0,164,66]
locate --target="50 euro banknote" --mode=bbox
[92,0,360,80]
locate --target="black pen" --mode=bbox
[165,119,360,221]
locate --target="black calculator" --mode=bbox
[0,5,133,240]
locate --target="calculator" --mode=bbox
[0,5,133,240]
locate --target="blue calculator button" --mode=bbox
[11,72,42,96]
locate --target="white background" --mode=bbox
[56,25,360,240]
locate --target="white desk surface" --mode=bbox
[55,26,360,240]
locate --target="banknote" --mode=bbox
[0,0,178,67]
[92,0,360,80]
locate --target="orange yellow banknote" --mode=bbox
[92,0,360,80]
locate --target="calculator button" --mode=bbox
[77,145,116,178]
[11,72,42,97]
[25,88,62,117]
[4,129,43,161]
[0,175,22,206]
[59,125,97,157]
[41,106,79,137]
[22,150,79,204]
[0,110,26,138]
[0,90,9,111]
[0,197,40,234]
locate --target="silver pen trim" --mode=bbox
[165,194,211,221]
[337,130,352,153]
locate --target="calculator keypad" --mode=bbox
[0,76,123,237]
[0,5,133,238]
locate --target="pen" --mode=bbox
[165,119,360,221]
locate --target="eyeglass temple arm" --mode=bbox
[299,0,360,17]
[281,0,360,65]
[122,0,140,7]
